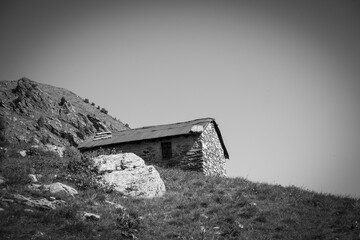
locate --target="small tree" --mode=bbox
[60,96,66,106]
[84,98,90,104]
[97,106,100,110]
[91,102,95,106]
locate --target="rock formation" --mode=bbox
[28,182,78,198]
[92,153,166,198]
[0,77,129,147]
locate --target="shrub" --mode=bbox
[60,96,66,106]
[100,108,108,114]
[63,146,82,162]
[27,147,66,178]
[116,208,141,237]
[0,116,8,147]
[91,102,95,106]
[0,156,31,185]
[84,98,89,104]
[64,154,104,191]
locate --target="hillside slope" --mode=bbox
[0,156,359,239]
[0,77,128,147]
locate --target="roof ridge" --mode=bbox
[122,117,215,131]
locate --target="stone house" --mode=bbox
[78,118,229,176]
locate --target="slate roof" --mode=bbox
[78,118,229,158]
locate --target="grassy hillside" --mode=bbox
[0,146,359,240]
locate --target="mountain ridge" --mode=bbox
[0,77,128,147]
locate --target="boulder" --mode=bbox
[28,174,38,183]
[92,153,165,198]
[83,212,101,221]
[28,182,78,198]
[19,150,27,157]
[44,182,78,198]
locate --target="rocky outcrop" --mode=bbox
[28,182,78,198]
[0,77,129,147]
[1,193,67,210]
[87,115,109,132]
[92,153,166,198]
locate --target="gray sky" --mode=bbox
[1,0,360,197]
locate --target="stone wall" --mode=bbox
[199,122,227,176]
[81,122,227,176]
[82,135,199,168]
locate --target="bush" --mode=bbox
[63,146,82,162]
[84,98,89,104]
[0,156,31,185]
[27,147,66,178]
[100,108,108,114]
[64,154,103,191]
[91,102,95,106]
[0,116,8,147]
[116,208,141,237]
[60,96,66,106]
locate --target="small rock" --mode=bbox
[28,174,38,183]
[0,208,4,212]
[33,231,45,238]
[105,200,126,210]
[83,212,100,221]
[24,208,34,213]
[19,150,27,157]
[0,176,6,185]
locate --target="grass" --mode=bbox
[0,149,360,239]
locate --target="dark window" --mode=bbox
[161,142,172,159]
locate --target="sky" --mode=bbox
[1,0,360,198]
